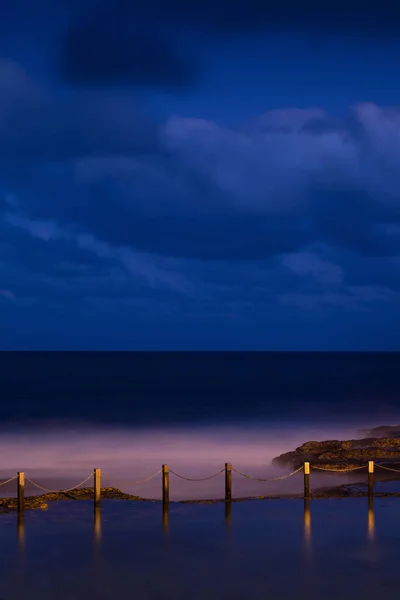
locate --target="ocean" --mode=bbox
[0,351,400,598]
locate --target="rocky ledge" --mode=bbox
[0,486,155,511]
[358,424,400,438]
[273,437,400,472]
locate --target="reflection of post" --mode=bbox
[162,502,169,534]
[17,511,25,553]
[303,498,311,545]
[368,495,375,541]
[94,505,101,545]
[225,500,232,530]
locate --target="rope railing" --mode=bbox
[103,468,163,486]
[231,465,304,482]
[3,460,400,513]
[169,468,225,481]
[375,463,400,473]
[24,473,94,494]
[0,475,18,487]
[311,465,367,473]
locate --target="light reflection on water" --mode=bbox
[2,497,400,599]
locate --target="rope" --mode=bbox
[25,473,93,494]
[169,468,225,482]
[311,465,366,473]
[375,463,400,473]
[104,468,163,486]
[0,475,17,487]
[231,465,303,482]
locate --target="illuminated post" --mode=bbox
[162,464,169,504]
[225,463,232,502]
[304,462,310,499]
[17,472,25,513]
[368,461,374,498]
[94,468,101,506]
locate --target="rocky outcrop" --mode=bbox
[273,437,400,471]
[0,486,156,511]
[358,425,400,438]
[0,496,49,510]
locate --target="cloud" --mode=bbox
[0,288,14,301]
[3,211,191,295]
[280,286,399,311]
[2,60,400,322]
[0,59,157,162]
[57,0,400,45]
[44,102,400,264]
[3,66,400,269]
[281,251,343,285]
[59,4,197,87]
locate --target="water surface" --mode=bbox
[0,498,399,599]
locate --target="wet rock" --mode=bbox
[0,487,157,511]
[273,436,400,472]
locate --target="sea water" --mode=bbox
[0,352,400,598]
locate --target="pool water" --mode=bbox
[0,497,399,599]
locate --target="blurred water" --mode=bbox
[0,421,381,500]
[0,498,399,599]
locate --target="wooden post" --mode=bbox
[162,464,169,504]
[17,472,24,513]
[304,462,310,499]
[368,461,374,498]
[94,468,101,506]
[225,463,232,502]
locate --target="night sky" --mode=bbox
[1,0,400,349]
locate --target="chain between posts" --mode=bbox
[231,465,304,482]
[375,463,400,473]
[104,468,163,486]
[24,472,94,494]
[6,461,400,502]
[0,475,18,487]
[169,468,225,482]
[311,465,367,473]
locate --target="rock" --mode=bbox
[358,425,400,438]
[272,436,400,471]
[0,487,156,511]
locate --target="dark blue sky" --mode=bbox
[1,0,400,349]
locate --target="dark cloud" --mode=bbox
[62,0,400,43]
[0,59,159,162]
[165,0,400,36]
[2,58,400,336]
[4,91,400,267]
[59,5,197,87]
